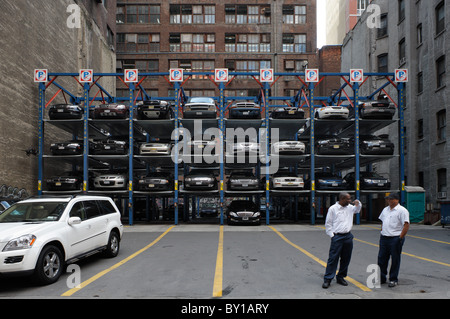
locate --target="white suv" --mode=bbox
[0,195,123,285]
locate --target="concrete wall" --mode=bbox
[0,0,116,196]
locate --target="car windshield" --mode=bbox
[188,97,214,104]
[0,202,68,223]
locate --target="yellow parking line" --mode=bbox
[212,225,224,298]
[361,225,450,245]
[61,225,175,297]
[269,226,372,292]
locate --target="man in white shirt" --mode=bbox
[322,192,361,289]
[377,192,410,287]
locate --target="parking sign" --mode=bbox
[170,69,184,82]
[395,69,408,82]
[350,69,364,83]
[125,69,138,83]
[215,69,229,82]
[260,69,274,82]
[79,69,93,83]
[34,69,48,82]
[305,69,319,82]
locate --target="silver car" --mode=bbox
[272,174,304,190]
[93,174,127,190]
[272,141,306,155]
[139,143,172,155]
[315,106,349,119]
[183,97,217,119]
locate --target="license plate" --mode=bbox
[378,183,384,186]
[288,182,294,185]
[242,217,249,221]
[242,184,248,187]
[57,109,63,113]
[288,110,295,114]
[243,111,249,115]
[196,182,202,185]
[103,181,111,184]
[105,146,111,149]
[148,184,154,188]
[150,148,157,152]
[196,112,202,115]
[58,146,64,149]
[148,106,154,109]
[55,182,62,186]
[333,145,340,149]
[332,183,338,187]
[104,109,110,113]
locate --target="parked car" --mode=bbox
[0,195,123,285]
[306,172,348,190]
[135,172,173,192]
[200,203,219,218]
[90,140,128,155]
[272,141,306,155]
[50,141,83,156]
[136,100,172,120]
[0,201,11,214]
[271,106,305,119]
[46,171,82,191]
[226,200,260,225]
[227,171,261,191]
[359,100,396,119]
[93,174,127,190]
[139,142,172,156]
[48,104,83,120]
[227,142,259,156]
[183,97,217,119]
[229,102,261,119]
[183,170,217,191]
[359,135,395,155]
[90,103,129,119]
[343,171,391,190]
[271,172,304,190]
[316,137,352,155]
[315,106,349,119]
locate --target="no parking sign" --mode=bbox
[79,69,93,83]
[305,69,319,82]
[125,69,138,83]
[34,69,48,82]
[395,69,408,82]
[170,69,184,82]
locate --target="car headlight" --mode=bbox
[253,212,260,217]
[185,177,192,182]
[230,212,238,217]
[3,235,36,252]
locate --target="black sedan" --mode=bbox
[271,107,305,119]
[359,135,394,155]
[316,137,352,155]
[306,172,348,190]
[135,172,173,192]
[48,104,83,120]
[46,171,82,191]
[183,170,217,191]
[343,171,391,190]
[226,200,261,225]
[229,102,261,119]
[227,171,261,191]
[90,139,128,155]
[359,100,396,119]
[136,100,172,120]
[50,141,83,155]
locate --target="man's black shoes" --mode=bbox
[336,277,348,286]
[322,280,331,289]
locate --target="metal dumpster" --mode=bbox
[404,186,426,223]
[441,202,450,227]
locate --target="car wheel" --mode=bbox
[33,245,64,285]
[103,231,120,258]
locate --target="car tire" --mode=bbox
[103,231,120,258]
[33,245,64,285]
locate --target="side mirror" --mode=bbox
[68,216,82,225]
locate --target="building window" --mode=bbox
[169,33,215,53]
[282,5,307,24]
[357,0,370,16]
[417,23,423,45]
[377,14,388,38]
[436,55,446,88]
[282,34,307,53]
[225,60,271,79]
[437,110,446,142]
[170,5,215,24]
[377,54,388,73]
[398,0,405,22]
[436,1,445,35]
[399,38,406,65]
[225,5,271,24]
[417,72,423,94]
[117,33,160,53]
[169,60,214,80]
[437,168,447,194]
[225,34,271,53]
[117,5,160,24]
[418,119,424,140]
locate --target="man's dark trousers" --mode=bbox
[377,235,405,283]
[324,233,354,281]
